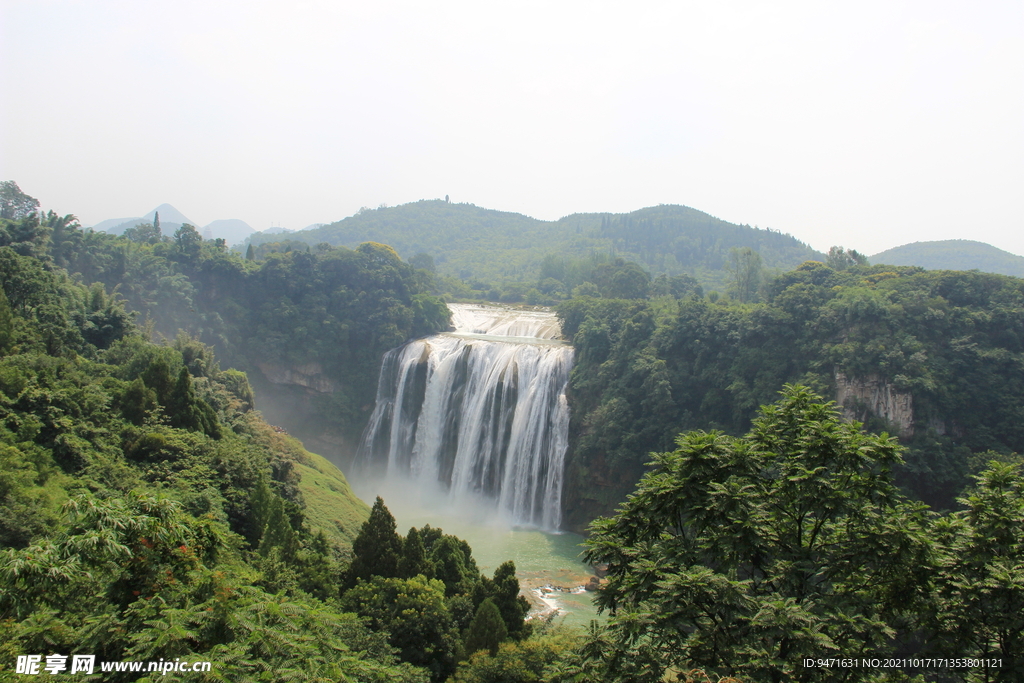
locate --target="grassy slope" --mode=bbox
[246,417,370,550]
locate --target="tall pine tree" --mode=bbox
[344,496,403,587]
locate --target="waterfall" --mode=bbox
[357,304,573,530]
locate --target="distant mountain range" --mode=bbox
[871,240,1024,278]
[89,203,257,247]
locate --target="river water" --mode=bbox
[351,476,601,625]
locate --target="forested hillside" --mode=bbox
[243,200,823,297]
[872,239,1024,277]
[558,260,1024,531]
[4,181,1024,680]
[0,195,551,681]
[23,200,451,463]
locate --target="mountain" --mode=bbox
[94,203,197,236]
[871,240,1024,278]
[244,200,824,290]
[201,218,255,246]
[141,202,195,226]
[90,216,141,232]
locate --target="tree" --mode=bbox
[582,385,933,682]
[410,252,435,272]
[124,222,161,244]
[825,245,869,270]
[726,246,763,303]
[0,287,13,354]
[0,181,40,220]
[345,496,404,586]
[245,243,256,261]
[931,461,1024,678]
[430,534,476,597]
[477,561,530,641]
[341,574,459,681]
[400,526,430,578]
[173,223,202,259]
[463,598,507,657]
[166,366,220,438]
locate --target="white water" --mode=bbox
[448,303,564,341]
[356,304,573,530]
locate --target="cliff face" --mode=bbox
[249,362,362,472]
[256,362,338,394]
[834,371,914,438]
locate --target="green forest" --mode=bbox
[243,200,823,300]
[0,187,567,682]
[557,258,1024,531]
[2,181,1023,681]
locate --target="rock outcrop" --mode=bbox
[834,371,914,438]
[256,362,337,394]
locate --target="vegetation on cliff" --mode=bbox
[558,260,1024,529]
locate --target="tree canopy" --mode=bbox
[570,387,1021,682]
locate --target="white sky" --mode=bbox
[2,0,1022,256]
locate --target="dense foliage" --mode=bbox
[337,497,533,682]
[0,200,540,681]
[565,387,1022,683]
[0,233,446,679]
[243,200,823,300]
[4,205,450,461]
[557,261,1024,529]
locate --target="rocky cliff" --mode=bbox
[834,371,915,438]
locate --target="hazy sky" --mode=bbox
[2,0,1022,256]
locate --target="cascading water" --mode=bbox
[356,304,573,530]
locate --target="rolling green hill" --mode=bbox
[244,200,824,291]
[871,239,1024,277]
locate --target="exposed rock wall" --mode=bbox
[249,362,359,471]
[257,362,337,394]
[834,371,914,438]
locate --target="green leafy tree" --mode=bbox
[726,246,763,302]
[451,628,581,683]
[123,221,161,244]
[475,560,530,641]
[582,386,933,682]
[173,223,202,260]
[409,252,435,272]
[930,461,1024,679]
[342,574,459,682]
[166,367,221,438]
[400,525,430,578]
[0,181,40,220]
[826,245,869,270]
[119,377,158,425]
[463,598,507,657]
[0,287,13,354]
[430,534,477,597]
